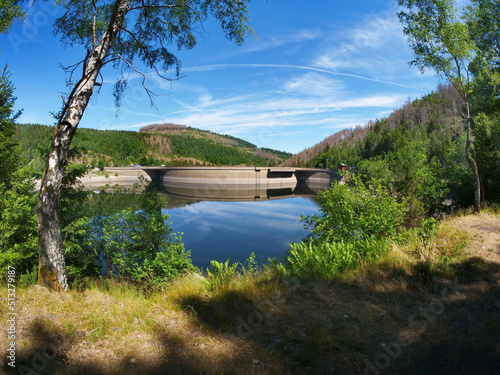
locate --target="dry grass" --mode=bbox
[1,212,499,374]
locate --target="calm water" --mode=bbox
[164,197,320,270]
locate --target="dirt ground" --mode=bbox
[454,212,500,273]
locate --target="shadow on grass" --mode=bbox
[6,257,500,375]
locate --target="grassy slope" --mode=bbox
[3,211,499,375]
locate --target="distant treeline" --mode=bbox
[14,124,292,177]
[139,123,186,132]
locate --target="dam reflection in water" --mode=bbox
[151,168,336,270]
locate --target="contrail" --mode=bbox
[184,63,425,92]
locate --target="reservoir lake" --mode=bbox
[164,197,320,270]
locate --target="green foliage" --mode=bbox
[0,176,38,277]
[133,243,193,288]
[18,265,38,288]
[14,123,52,177]
[398,0,474,92]
[473,114,500,201]
[303,174,406,244]
[168,134,268,166]
[64,185,194,286]
[0,67,38,279]
[0,0,24,34]
[465,0,500,115]
[0,68,21,187]
[358,139,449,222]
[243,252,258,276]
[419,217,437,247]
[286,237,390,280]
[206,259,238,291]
[260,147,293,160]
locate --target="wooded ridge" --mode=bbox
[281,83,500,206]
[14,123,292,176]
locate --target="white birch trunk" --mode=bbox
[37,0,131,290]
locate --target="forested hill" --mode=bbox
[14,123,292,177]
[281,83,500,205]
[281,84,464,168]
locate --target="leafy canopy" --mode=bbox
[0,0,24,34]
[398,0,475,94]
[53,0,253,105]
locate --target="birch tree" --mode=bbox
[398,0,482,214]
[37,0,252,290]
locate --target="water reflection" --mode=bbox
[148,168,336,269]
[155,180,322,202]
[165,197,320,270]
[147,166,337,202]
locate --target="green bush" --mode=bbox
[131,240,193,288]
[65,185,194,286]
[303,174,406,244]
[357,139,449,223]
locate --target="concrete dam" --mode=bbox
[141,166,341,201]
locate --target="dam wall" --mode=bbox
[138,166,340,200]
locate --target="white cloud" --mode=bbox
[283,72,343,97]
[313,5,412,78]
[141,79,403,137]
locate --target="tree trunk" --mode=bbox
[37,0,131,290]
[464,101,481,214]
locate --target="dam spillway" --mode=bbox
[140,166,340,201]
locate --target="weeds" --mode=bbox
[205,259,238,291]
[286,236,390,280]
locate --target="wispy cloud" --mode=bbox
[149,79,403,139]
[313,5,413,79]
[235,28,323,53]
[90,3,435,153]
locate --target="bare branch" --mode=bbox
[119,26,180,82]
[113,51,160,107]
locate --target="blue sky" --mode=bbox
[0,0,442,154]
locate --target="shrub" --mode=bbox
[303,174,406,244]
[64,183,194,287]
